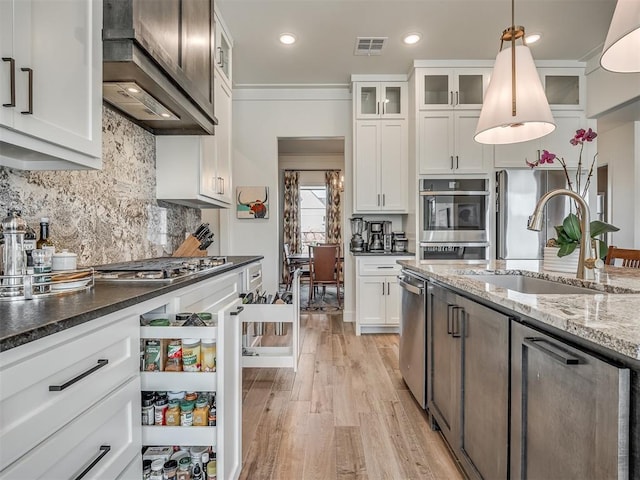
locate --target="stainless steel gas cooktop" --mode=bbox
[93,256,231,283]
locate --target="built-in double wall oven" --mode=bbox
[419,178,490,262]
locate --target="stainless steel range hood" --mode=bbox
[102,0,217,135]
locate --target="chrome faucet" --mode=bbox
[527,188,595,281]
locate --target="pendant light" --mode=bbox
[474,0,555,145]
[600,0,640,73]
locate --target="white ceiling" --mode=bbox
[217,0,618,88]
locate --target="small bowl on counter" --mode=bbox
[51,249,78,271]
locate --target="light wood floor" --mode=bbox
[240,311,464,480]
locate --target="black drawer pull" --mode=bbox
[524,337,581,365]
[231,306,244,316]
[2,57,15,107]
[74,445,111,480]
[49,359,108,391]
[20,67,32,114]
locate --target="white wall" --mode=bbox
[598,121,640,248]
[220,88,354,317]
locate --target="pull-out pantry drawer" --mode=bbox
[0,313,139,470]
[0,377,140,480]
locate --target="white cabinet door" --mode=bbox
[454,111,488,173]
[212,75,232,205]
[419,112,487,175]
[380,120,408,211]
[419,112,455,174]
[0,0,102,170]
[0,1,14,128]
[357,276,386,325]
[420,68,488,110]
[355,82,407,119]
[355,120,381,211]
[214,10,232,88]
[386,279,400,326]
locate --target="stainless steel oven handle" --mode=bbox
[398,278,423,296]
[420,241,489,247]
[419,190,489,196]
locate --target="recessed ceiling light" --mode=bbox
[403,33,422,45]
[126,87,140,94]
[279,33,296,45]
[525,32,542,45]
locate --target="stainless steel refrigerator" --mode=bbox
[496,169,584,260]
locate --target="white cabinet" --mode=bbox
[539,67,585,110]
[418,68,489,110]
[139,272,243,480]
[0,0,102,170]
[355,256,402,335]
[0,310,140,478]
[156,135,231,208]
[419,111,490,174]
[212,71,233,205]
[214,9,233,89]
[355,82,408,119]
[494,112,589,169]
[354,119,408,212]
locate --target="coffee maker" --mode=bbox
[382,221,393,252]
[349,217,365,252]
[367,221,384,252]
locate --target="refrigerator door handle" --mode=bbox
[497,171,507,259]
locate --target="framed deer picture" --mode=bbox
[236,186,269,219]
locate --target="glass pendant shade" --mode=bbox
[600,0,640,73]
[475,45,555,145]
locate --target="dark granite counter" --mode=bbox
[0,255,262,352]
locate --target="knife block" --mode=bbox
[172,235,207,257]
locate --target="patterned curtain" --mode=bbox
[325,170,342,248]
[283,171,301,253]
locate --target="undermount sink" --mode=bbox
[463,274,601,295]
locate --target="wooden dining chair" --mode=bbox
[605,246,640,268]
[308,243,341,307]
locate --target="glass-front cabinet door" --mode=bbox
[538,68,584,110]
[420,69,488,110]
[355,82,407,119]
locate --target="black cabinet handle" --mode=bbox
[20,67,32,114]
[449,91,453,105]
[2,57,15,107]
[451,307,463,338]
[231,306,244,316]
[74,445,111,480]
[524,337,581,365]
[49,359,108,391]
[447,304,455,334]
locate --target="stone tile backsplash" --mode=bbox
[0,106,201,266]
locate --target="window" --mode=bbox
[300,186,326,251]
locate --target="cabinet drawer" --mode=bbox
[0,377,140,480]
[177,272,239,312]
[0,314,139,470]
[357,260,402,276]
[246,263,263,292]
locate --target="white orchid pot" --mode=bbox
[543,246,580,273]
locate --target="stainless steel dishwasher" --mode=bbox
[398,270,427,408]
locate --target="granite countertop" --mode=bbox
[0,256,263,352]
[398,259,640,363]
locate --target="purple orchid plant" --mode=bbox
[526,128,619,259]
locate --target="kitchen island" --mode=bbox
[399,259,640,480]
[0,255,262,480]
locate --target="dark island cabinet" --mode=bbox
[104,0,215,120]
[427,283,510,480]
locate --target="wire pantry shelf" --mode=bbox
[0,267,94,301]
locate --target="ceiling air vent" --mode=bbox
[354,37,387,56]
